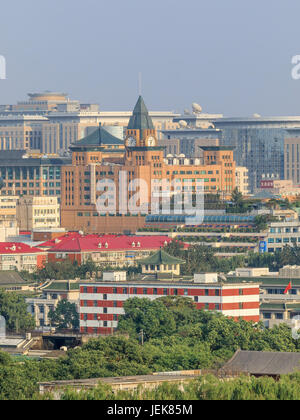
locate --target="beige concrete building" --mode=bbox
[235,166,249,196]
[0,92,180,153]
[0,115,46,151]
[26,279,80,327]
[16,196,60,230]
[0,195,19,239]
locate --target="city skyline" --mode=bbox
[1,0,300,116]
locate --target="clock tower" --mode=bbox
[125,95,158,148]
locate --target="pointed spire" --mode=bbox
[127,96,154,130]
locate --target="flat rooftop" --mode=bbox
[0,337,25,347]
[80,277,259,287]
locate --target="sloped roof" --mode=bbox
[138,249,185,265]
[0,242,45,255]
[72,126,123,148]
[127,96,155,130]
[0,271,27,285]
[222,350,300,376]
[42,234,172,253]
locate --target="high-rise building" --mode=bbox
[284,129,300,184]
[214,117,300,193]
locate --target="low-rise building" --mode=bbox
[139,249,185,276]
[265,220,300,252]
[0,242,46,272]
[228,265,300,328]
[26,279,80,327]
[79,274,260,334]
[42,233,173,267]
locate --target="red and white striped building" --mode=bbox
[79,277,260,334]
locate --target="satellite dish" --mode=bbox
[192,103,202,114]
[253,113,261,118]
[179,120,188,128]
[183,109,190,115]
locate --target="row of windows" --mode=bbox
[268,237,300,244]
[81,287,222,296]
[82,313,118,320]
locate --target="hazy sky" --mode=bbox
[1,0,300,116]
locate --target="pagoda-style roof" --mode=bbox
[70,126,124,149]
[138,249,185,266]
[127,96,155,131]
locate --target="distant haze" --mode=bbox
[1,0,300,116]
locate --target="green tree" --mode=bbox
[118,298,177,340]
[0,290,35,332]
[48,299,79,330]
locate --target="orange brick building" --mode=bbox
[61,96,236,234]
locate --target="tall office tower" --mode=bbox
[284,129,300,184]
[214,117,300,193]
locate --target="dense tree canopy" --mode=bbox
[1,296,300,400]
[0,290,35,333]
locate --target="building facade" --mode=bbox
[0,92,180,153]
[60,96,236,234]
[159,128,221,158]
[79,276,260,334]
[265,220,300,252]
[42,233,173,267]
[235,166,249,196]
[284,129,300,184]
[16,196,60,230]
[26,279,80,327]
[0,150,70,200]
[0,242,46,272]
[215,117,300,193]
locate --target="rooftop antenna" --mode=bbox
[138,72,142,96]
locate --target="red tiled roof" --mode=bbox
[42,234,173,253]
[0,242,45,254]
